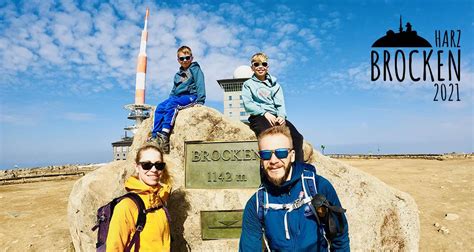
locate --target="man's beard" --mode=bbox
[264,161,292,186]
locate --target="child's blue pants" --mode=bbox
[152,95,197,138]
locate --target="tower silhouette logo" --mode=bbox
[369,16,463,102]
[372,16,431,48]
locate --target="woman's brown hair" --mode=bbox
[135,144,172,185]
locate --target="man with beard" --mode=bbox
[239,126,349,251]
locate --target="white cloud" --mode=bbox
[298,28,321,50]
[0,1,332,102]
[38,43,63,64]
[1,44,35,72]
[277,24,298,37]
[321,18,340,29]
[201,24,233,47]
[175,15,202,41]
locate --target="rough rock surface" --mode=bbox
[68,106,419,251]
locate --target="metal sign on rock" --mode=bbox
[185,140,260,189]
[201,210,243,240]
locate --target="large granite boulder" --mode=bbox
[68,106,419,251]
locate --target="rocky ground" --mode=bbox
[0,164,102,185]
[0,158,472,251]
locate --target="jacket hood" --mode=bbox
[260,161,310,194]
[125,176,169,208]
[180,61,200,71]
[251,73,278,87]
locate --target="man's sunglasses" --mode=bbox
[139,161,166,171]
[258,148,291,160]
[178,56,192,62]
[252,62,268,68]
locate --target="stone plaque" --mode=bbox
[201,210,243,240]
[185,140,260,189]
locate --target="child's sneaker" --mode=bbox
[160,139,170,154]
[157,133,170,154]
[146,136,156,143]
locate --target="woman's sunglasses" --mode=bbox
[178,56,192,62]
[139,161,166,171]
[252,62,268,68]
[258,148,291,160]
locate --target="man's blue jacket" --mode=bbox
[239,162,350,251]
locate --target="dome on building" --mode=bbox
[233,65,253,79]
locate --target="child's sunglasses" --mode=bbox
[252,62,268,68]
[258,148,291,160]
[139,161,166,171]
[178,56,192,62]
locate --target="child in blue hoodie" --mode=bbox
[149,46,206,153]
[241,52,304,162]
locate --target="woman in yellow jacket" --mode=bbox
[106,144,172,251]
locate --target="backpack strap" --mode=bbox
[301,169,332,245]
[156,195,172,224]
[255,170,321,242]
[255,186,271,251]
[256,185,266,227]
[142,191,174,243]
[302,169,318,198]
[301,169,318,220]
[259,178,315,241]
[121,193,146,252]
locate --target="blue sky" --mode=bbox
[0,0,473,169]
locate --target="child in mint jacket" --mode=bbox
[242,52,304,162]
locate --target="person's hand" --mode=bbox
[276,117,286,125]
[264,112,277,126]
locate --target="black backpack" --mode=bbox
[92,193,146,252]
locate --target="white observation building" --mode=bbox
[217,65,253,123]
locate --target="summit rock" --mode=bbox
[68,106,419,251]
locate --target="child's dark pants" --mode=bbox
[248,115,304,162]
